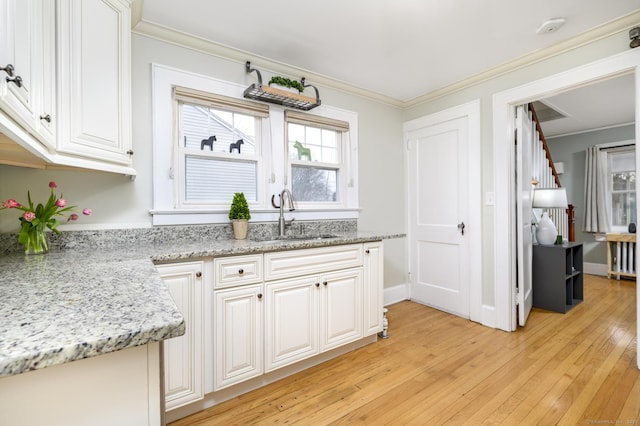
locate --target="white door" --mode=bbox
[408,116,470,317]
[515,105,534,326]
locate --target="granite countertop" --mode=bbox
[0,231,401,378]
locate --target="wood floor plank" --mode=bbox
[461,285,630,424]
[170,274,639,425]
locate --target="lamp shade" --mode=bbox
[532,188,568,209]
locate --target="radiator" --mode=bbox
[614,241,635,274]
[607,234,637,279]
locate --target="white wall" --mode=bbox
[402,29,633,306]
[0,33,407,291]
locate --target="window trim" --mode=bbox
[285,111,349,208]
[605,142,636,232]
[151,63,359,226]
[175,97,266,209]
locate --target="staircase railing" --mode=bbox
[528,103,575,242]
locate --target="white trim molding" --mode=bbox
[132,11,640,109]
[492,48,640,333]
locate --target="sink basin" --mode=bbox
[255,234,341,243]
[277,234,341,241]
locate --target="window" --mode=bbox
[174,87,268,208]
[285,111,350,206]
[608,148,636,231]
[151,64,359,225]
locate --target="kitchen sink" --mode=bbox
[281,234,341,240]
[254,234,342,243]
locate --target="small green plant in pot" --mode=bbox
[229,192,251,240]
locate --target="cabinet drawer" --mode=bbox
[214,254,263,288]
[264,244,363,281]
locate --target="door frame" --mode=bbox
[403,100,483,324]
[492,48,640,359]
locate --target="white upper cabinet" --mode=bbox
[0,0,55,148]
[39,0,57,146]
[56,0,132,166]
[0,0,134,174]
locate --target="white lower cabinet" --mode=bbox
[162,242,383,417]
[156,261,205,411]
[264,275,319,372]
[319,268,363,352]
[213,283,263,390]
[263,267,363,373]
[363,241,384,335]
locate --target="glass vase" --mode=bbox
[23,226,49,255]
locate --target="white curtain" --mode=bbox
[583,145,610,233]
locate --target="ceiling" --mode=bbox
[137,0,639,136]
[535,73,636,138]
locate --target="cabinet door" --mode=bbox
[320,268,363,352]
[0,0,40,135]
[156,261,204,411]
[36,0,56,147]
[214,284,263,390]
[363,242,384,335]
[265,276,319,372]
[56,0,132,165]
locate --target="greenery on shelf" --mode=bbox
[228,192,251,220]
[268,76,305,93]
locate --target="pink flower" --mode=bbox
[23,211,36,222]
[82,208,92,216]
[49,181,57,188]
[55,198,67,208]
[68,214,79,221]
[3,199,21,209]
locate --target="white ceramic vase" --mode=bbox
[536,211,557,245]
[232,219,248,240]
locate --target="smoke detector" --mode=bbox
[536,18,566,34]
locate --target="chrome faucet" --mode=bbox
[275,189,295,237]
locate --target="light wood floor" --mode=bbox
[170,274,639,425]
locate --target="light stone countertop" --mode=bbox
[0,231,401,378]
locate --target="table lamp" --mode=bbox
[532,188,568,245]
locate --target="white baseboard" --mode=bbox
[481,304,497,329]
[384,283,410,306]
[584,262,607,276]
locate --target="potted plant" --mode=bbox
[229,192,251,240]
[268,76,306,93]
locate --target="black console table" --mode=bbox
[532,242,583,313]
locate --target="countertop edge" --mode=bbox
[0,232,403,377]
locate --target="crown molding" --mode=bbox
[133,10,640,110]
[403,10,640,108]
[132,20,404,109]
